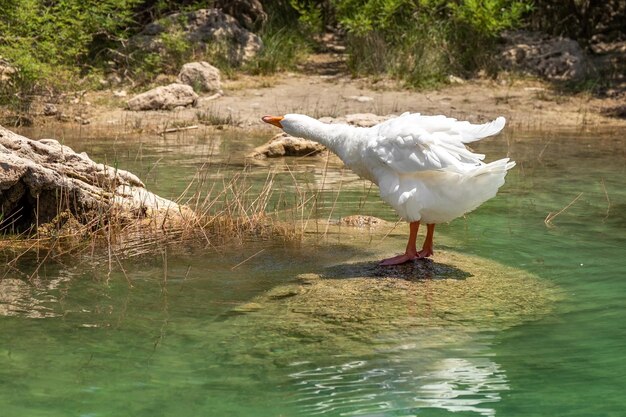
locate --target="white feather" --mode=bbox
[278,112,514,224]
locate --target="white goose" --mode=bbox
[262,113,515,266]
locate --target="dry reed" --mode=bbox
[0,160,322,278]
[544,192,584,227]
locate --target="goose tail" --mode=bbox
[460,116,506,143]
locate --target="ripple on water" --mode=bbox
[289,355,508,417]
[219,250,560,416]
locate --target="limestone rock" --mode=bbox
[130,8,263,65]
[42,103,58,116]
[127,83,198,111]
[214,0,267,31]
[178,61,222,93]
[247,132,327,158]
[499,30,589,81]
[0,125,187,232]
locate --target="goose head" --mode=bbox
[261,115,284,128]
[262,114,327,141]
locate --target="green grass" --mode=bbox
[245,23,311,75]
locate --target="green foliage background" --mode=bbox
[0,0,141,101]
[0,0,624,105]
[287,0,532,86]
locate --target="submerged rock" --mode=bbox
[339,215,386,227]
[0,125,189,232]
[217,250,561,367]
[264,251,556,327]
[127,83,198,111]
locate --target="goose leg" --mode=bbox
[417,223,435,258]
[379,221,420,266]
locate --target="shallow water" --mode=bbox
[1,126,625,416]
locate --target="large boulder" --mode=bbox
[499,30,589,81]
[178,61,222,93]
[214,0,267,31]
[130,8,263,65]
[127,83,198,111]
[0,125,187,233]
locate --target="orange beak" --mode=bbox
[262,115,284,129]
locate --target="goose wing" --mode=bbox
[366,113,506,174]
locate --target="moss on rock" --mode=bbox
[218,251,561,366]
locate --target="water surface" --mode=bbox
[1,126,625,416]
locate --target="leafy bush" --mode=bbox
[289,0,532,87]
[158,30,193,72]
[0,0,546,107]
[246,24,311,75]
[0,0,141,104]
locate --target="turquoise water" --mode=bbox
[1,127,625,416]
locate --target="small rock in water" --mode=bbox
[247,132,327,159]
[344,113,392,127]
[231,302,263,314]
[339,215,386,227]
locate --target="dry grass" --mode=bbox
[196,108,237,126]
[544,192,584,227]
[0,161,320,278]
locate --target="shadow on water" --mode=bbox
[320,259,472,281]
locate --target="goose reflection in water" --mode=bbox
[289,356,508,416]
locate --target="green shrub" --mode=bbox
[246,25,311,75]
[159,30,193,72]
[289,0,325,32]
[0,0,142,104]
[289,0,532,87]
